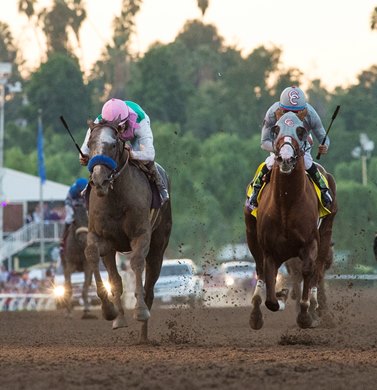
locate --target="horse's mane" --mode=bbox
[88,118,123,133]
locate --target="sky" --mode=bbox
[2,0,377,91]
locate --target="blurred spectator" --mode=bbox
[32,205,42,223]
[25,213,33,224]
[0,264,9,289]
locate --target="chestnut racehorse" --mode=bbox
[244,112,337,329]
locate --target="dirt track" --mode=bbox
[1,283,377,390]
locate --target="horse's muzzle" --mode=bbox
[277,156,296,174]
[91,166,111,196]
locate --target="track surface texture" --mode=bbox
[1,283,377,390]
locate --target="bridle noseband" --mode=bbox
[274,136,304,171]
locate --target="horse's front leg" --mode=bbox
[81,267,92,316]
[249,278,266,330]
[308,286,320,324]
[85,232,117,321]
[130,233,151,322]
[103,251,127,330]
[63,266,73,318]
[264,255,288,312]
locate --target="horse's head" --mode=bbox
[271,112,309,174]
[87,120,129,196]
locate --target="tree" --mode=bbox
[129,44,187,124]
[25,53,90,138]
[0,22,17,63]
[197,0,209,17]
[41,0,86,56]
[371,6,377,30]
[90,0,142,100]
[18,0,86,60]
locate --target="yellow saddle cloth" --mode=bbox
[246,164,331,219]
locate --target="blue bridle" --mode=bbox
[87,155,117,173]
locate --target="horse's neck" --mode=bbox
[271,160,307,206]
[112,157,149,199]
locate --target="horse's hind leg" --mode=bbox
[130,234,151,322]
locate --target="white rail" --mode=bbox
[0,222,64,261]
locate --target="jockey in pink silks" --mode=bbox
[80,98,169,205]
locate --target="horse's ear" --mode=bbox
[87,119,95,129]
[270,125,279,141]
[296,126,308,142]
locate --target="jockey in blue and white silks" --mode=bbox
[246,86,332,211]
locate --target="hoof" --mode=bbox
[310,318,320,328]
[112,315,128,330]
[297,312,313,329]
[133,307,150,322]
[249,295,264,330]
[101,302,118,321]
[265,300,280,312]
[249,308,264,330]
[309,309,320,323]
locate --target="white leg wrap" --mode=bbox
[310,287,319,309]
[254,279,266,300]
[278,300,286,311]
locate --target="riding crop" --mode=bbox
[59,115,86,158]
[316,105,340,160]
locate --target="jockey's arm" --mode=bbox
[129,116,155,161]
[307,104,330,154]
[79,117,100,165]
[80,128,90,157]
[260,104,278,153]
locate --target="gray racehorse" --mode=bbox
[84,119,172,342]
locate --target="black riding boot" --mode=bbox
[306,164,332,208]
[150,163,169,206]
[247,163,270,211]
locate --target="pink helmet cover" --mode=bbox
[101,98,129,121]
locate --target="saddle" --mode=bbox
[130,160,168,209]
[246,171,331,219]
[84,161,168,210]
